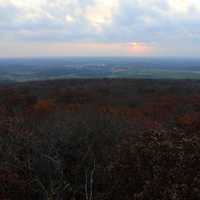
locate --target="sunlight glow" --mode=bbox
[129,42,153,55]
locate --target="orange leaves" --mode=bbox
[34,99,56,115]
[33,100,81,118]
[176,112,200,129]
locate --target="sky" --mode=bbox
[0,0,200,58]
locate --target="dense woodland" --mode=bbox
[0,79,200,200]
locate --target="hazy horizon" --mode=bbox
[1,56,200,60]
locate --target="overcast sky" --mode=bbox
[0,0,200,58]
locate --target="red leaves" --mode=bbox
[34,99,56,115]
[176,112,200,129]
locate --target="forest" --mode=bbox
[0,79,200,200]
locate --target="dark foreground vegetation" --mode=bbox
[0,79,200,200]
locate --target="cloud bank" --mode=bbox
[0,0,200,57]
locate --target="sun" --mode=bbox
[129,42,153,55]
[131,42,138,47]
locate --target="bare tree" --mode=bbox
[85,159,96,200]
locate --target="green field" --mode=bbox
[112,69,200,79]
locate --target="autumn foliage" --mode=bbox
[0,79,200,200]
[34,99,56,115]
[176,112,200,129]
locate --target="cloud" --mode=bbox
[84,0,119,31]
[0,0,200,56]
